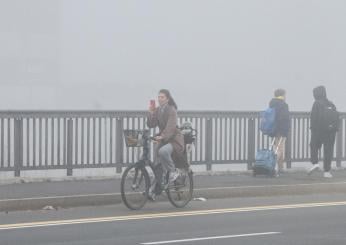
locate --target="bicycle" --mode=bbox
[120,124,197,210]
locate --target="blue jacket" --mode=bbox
[269,98,290,137]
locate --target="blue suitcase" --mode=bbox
[253,138,282,177]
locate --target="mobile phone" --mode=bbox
[150,99,156,108]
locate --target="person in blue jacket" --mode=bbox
[269,89,290,174]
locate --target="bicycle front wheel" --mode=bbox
[120,164,150,210]
[166,169,193,208]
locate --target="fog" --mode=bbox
[1,0,345,111]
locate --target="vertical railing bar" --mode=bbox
[239,117,242,160]
[26,117,30,166]
[200,117,204,162]
[192,117,197,162]
[212,118,216,162]
[50,117,55,166]
[57,117,61,166]
[238,118,242,161]
[297,117,301,159]
[212,118,215,162]
[261,119,265,150]
[132,117,139,161]
[302,118,306,159]
[307,117,310,158]
[8,118,11,166]
[87,117,90,164]
[39,118,42,166]
[32,118,36,167]
[126,117,130,163]
[294,118,297,160]
[291,117,295,160]
[1,118,4,167]
[99,117,102,164]
[219,117,223,161]
[224,117,228,161]
[234,117,238,160]
[81,117,84,165]
[243,118,247,160]
[67,119,73,176]
[63,118,67,165]
[110,117,113,164]
[115,117,124,173]
[340,118,346,160]
[241,118,245,160]
[45,118,48,166]
[75,118,79,165]
[256,117,260,151]
[229,117,233,161]
[205,117,212,170]
[104,117,108,163]
[93,117,96,164]
[132,117,137,161]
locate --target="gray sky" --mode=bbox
[1,0,345,111]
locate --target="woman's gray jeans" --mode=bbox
[157,143,175,174]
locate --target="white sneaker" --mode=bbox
[323,172,333,178]
[307,164,320,175]
[169,170,180,183]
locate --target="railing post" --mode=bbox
[66,119,73,176]
[285,130,292,169]
[14,118,23,177]
[336,118,343,168]
[247,118,255,170]
[205,118,213,171]
[116,118,124,173]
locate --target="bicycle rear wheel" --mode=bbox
[166,169,193,208]
[120,164,150,210]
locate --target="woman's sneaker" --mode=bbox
[148,187,156,201]
[323,172,333,178]
[168,170,180,184]
[307,164,320,175]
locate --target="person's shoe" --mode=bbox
[168,170,180,184]
[148,188,156,201]
[323,171,333,178]
[307,164,320,175]
[148,192,156,201]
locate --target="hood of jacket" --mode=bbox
[313,86,327,100]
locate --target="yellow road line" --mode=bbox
[1,201,346,230]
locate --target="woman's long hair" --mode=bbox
[159,89,178,109]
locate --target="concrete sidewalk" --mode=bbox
[1,169,346,211]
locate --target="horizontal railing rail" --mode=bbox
[0,111,345,176]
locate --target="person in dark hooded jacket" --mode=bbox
[308,85,338,178]
[269,89,290,174]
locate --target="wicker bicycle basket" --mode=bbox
[123,129,149,147]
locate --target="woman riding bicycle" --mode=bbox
[120,89,193,209]
[147,89,185,191]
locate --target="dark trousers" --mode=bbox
[310,131,336,172]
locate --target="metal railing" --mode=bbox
[0,110,345,176]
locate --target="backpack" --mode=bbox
[260,107,276,136]
[319,103,339,132]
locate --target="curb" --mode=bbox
[2,181,346,212]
